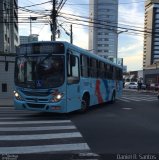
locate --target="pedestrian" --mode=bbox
[146,82,150,91]
[137,80,142,91]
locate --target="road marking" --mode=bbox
[122,97,141,101]
[0,132,82,141]
[0,125,76,131]
[0,109,97,160]
[0,120,71,125]
[121,96,158,102]
[0,143,90,154]
[0,117,34,120]
[117,98,130,102]
[79,153,99,157]
[122,107,132,110]
[130,96,157,100]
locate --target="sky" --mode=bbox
[18,0,145,71]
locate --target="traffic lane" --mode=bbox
[69,99,159,154]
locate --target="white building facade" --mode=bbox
[89,0,118,59]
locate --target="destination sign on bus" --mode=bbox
[17,43,65,55]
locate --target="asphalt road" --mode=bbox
[69,90,159,155]
[0,90,159,160]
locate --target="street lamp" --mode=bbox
[29,16,37,35]
[117,29,128,64]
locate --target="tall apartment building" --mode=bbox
[89,0,118,59]
[143,0,159,68]
[0,0,19,54]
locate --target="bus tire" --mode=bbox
[110,91,116,104]
[80,94,90,112]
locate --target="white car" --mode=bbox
[128,82,138,89]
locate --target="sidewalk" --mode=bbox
[0,98,14,107]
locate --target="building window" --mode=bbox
[2,83,7,92]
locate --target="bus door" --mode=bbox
[67,51,81,112]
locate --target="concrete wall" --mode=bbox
[0,55,15,98]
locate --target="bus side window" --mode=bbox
[67,53,80,84]
[80,55,89,77]
[98,61,105,79]
[90,58,98,78]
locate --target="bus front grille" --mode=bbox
[26,98,48,102]
[22,91,50,97]
[27,103,45,109]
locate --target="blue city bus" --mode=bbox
[14,41,123,113]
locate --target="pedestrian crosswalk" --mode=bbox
[117,95,158,102]
[0,108,99,159]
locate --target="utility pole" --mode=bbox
[51,0,57,41]
[70,24,73,44]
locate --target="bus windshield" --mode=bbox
[15,55,65,89]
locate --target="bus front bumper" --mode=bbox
[14,99,66,113]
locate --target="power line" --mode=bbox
[59,14,153,36]
[59,12,145,31]
[21,1,52,8]
[64,1,146,6]
[0,0,150,40]
[0,0,148,36]
[57,0,68,13]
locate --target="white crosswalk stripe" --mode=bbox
[0,110,99,159]
[0,143,90,154]
[0,120,71,125]
[117,95,158,102]
[0,125,76,131]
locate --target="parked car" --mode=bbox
[125,82,137,89]
[124,82,130,88]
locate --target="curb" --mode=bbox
[0,98,14,107]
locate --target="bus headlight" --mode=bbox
[14,91,23,101]
[52,93,64,102]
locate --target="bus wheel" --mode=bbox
[80,95,89,112]
[110,91,116,104]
